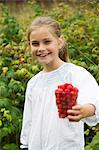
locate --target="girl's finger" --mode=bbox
[72,105,82,110]
[67,109,80,116]
[67,114,82,122]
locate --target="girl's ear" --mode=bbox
[58,35,65,49]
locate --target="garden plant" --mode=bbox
[0,0,99,149]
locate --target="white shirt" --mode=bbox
[20,63,99,150]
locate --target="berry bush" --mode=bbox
[0,1,99,149]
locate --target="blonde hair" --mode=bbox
[27,16,70,62]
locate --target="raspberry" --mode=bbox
[55,83,79,118]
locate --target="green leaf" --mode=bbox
[0,120,2,127]
[92,132,99,146]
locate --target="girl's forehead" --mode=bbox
[30,26,56,39]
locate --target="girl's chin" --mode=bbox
[39,61,51,65]
[37,57,52,64]
[38,59,52,66]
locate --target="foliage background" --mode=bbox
[0,0,99,149]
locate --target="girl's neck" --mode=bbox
[43,60,65,73]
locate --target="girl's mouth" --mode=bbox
[37,52,51,57]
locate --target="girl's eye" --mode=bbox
[44,41,51,44]
[32,42,39,46]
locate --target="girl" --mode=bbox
[20,16,99,150]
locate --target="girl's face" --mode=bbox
[29,26,63,68]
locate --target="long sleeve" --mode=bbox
[76,68,99,126]
[19,63,99,150]
[20,82,32,149]
[82,74,99,126]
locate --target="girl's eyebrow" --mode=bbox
[31,40,38,43]
[31,38,51,42]
[43,38,51,40]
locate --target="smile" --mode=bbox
[37,52,51,57]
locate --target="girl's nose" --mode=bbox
[38,43,46,52]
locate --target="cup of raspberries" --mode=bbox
[55,83,79,118]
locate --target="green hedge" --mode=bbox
[0,1,99,149]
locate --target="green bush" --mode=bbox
[0,1,99,149]
[0,9,23,46]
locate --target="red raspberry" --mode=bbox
[66,84,73,90]
[58,85,65,90]
[58,104,62,109]
[59,112,67,118]
[55,83,79,118]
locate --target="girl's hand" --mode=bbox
[67,104,96,122]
